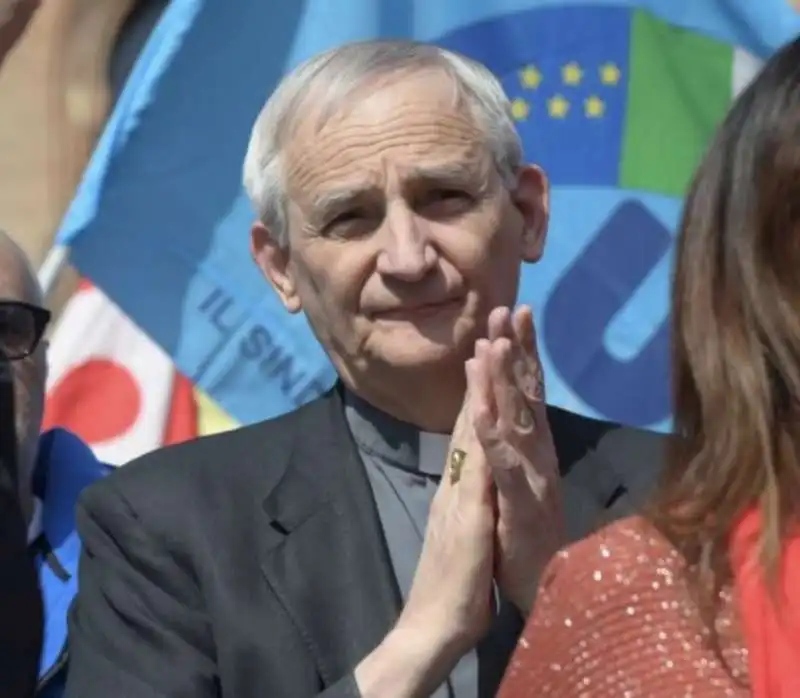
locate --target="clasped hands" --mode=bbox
[402,305,564,658]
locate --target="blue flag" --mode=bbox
[55,0,800,429]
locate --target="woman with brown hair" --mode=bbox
[497,34,800,698]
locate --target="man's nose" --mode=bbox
[375,207,437,282]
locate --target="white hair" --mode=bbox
[242,39,523,247]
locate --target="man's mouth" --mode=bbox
[375,298,462,321]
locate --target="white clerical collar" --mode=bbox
[27,496,43,545]
[343,388,453,476]
[418,431,450,477]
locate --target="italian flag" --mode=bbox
[620,11,763,199]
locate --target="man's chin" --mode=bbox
[368,332,473,371]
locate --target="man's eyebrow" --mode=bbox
[311,186,369,216]
[407,161,479,183]
[309,161,486,215]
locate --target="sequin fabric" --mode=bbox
[498,516,750,697]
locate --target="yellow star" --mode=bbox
[599,62,621,86]
[510,98,530,121]
[519,65,542,89]
[584,95,605,118]
[562,62,583,86]
[547,94,570,118]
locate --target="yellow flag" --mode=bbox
[194,389,239,436]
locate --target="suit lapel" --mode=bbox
[259,390,401,686]
[548,405,665,538]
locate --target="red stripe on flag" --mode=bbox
[162,373,198,445]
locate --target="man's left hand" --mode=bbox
[473,305,564,615]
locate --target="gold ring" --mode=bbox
[449,448,467,484]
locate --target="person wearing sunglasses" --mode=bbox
[0,230,110,698]
[0,3,46,695]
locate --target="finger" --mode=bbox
[470,340,496,444]
[453,357,493,501]
[473,338,495,418]
[512,305,535,355]
[487,306,512,342]
[477,339,538,495]
[511,305,546,406]
[488,338,532,436]
[445,342,490,489]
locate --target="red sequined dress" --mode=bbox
[498,516,750,697]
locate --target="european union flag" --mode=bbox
[440,6,631,187]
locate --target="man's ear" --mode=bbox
[512,165,549,263]
[251,222,302,313]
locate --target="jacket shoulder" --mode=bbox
[79,392,335,519]
[547,406,665,480]
[546,405,664,467]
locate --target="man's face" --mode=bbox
[0,243,46,518]
[253,69,548,394]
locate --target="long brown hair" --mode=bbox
[650,36,800,633]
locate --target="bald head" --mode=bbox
[0,231,43,307]
[0,230,47,525]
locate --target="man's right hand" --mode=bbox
[353,341,497,698]
[400,338,497,651]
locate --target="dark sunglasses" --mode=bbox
[0,301,51,361]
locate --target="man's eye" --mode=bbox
[430,188,470,202]
[419,189,474,215]
[323,209,374,238]
[329,210,361,227]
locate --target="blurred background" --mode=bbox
[0,0,166,315]
[3,0,800,467]
[0,0,237,464]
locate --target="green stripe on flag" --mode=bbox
[620,10,734,197]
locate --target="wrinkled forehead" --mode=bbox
[284,68,492,202]
[307,65,464,133]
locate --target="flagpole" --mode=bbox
[37,244,70,298]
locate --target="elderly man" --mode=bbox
[66,40,664,698]
[0,232,110,698]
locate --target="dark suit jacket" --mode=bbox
[65,388,664,698]
[0,436,43,698]
[0,480,42,698]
